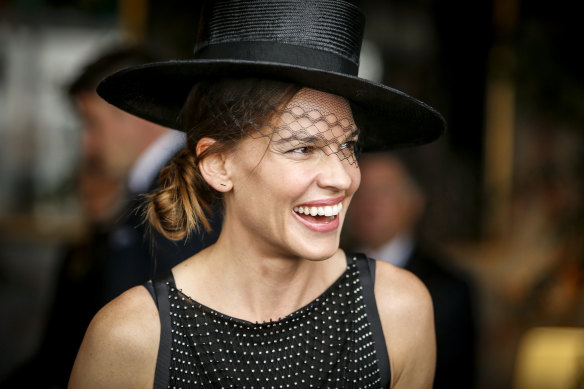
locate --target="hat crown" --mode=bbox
[195,0,365,75]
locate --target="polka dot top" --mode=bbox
[145,253,390,388]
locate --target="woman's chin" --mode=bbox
[298,244,340,262]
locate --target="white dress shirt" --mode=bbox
[357,234,415,268]
[127,129,186,194]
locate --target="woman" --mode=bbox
[69,1,445,388]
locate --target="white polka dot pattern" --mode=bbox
[164,257,383,388]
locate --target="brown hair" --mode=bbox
[146,78,302,241]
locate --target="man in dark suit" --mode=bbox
[345,152,477,389]
[2,46,221,388]
[65,45,222,305]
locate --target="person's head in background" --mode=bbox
[347,152,426,251]
[75,159,124,225]
[68,46,169,182]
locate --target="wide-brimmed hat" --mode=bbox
[97,0,445,151]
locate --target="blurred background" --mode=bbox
[0,0,582,388]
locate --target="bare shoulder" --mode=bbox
[68,285,160,389]
[373,260,436,389]
[374,260,433,316]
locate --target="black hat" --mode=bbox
[97,0,445,151]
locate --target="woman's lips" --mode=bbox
[292,200,343,232]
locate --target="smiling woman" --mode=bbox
[68,0,444,388]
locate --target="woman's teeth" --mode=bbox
[293,203,343,217]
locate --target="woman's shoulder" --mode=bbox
[372,259,436,389]
[68,285,160,388]
[372,259,434,334]
[373,259,432,312]
[90,285,160,340]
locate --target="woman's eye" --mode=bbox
[289,146,314,154]
[339,140,356,151]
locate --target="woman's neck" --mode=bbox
[174,240,346,323]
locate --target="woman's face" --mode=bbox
[223,88,361,261]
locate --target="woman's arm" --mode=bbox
[374,260,436,389]
[68,286,160,389]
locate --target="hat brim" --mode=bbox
[97,59,446,151]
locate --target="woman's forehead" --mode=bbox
[285,88,353,120]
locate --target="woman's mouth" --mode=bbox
[292,202,343,232]
[293,203,343,218]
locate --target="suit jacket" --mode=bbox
[405,244,477,389]
[100,189,222,303]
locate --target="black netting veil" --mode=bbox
[197,83,362,165]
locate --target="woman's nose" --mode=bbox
[316,151,353,191]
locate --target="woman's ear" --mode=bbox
[197,137,233,192]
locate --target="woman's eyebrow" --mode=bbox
[335,127,360,144]
[345,127,360,140]
[273,133,322,145]
[274,126,359,145]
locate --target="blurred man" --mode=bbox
[64,46,222,301]
[2,46,220,388]
[65,46,223,301]
[346,152,477,389]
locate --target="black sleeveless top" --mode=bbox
[145,253,390,388]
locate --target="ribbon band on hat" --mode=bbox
[195,42,359,76]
